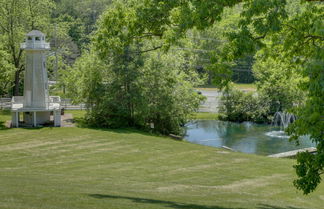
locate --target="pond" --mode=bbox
[185,120,316,155]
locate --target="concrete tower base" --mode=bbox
[11,110,61,128]
[11,96,62,128]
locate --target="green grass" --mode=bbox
[0,113,323,209]
[233,83,256,91]
[65,109,87,118]
[0,110,10,130]
[68,110,219,121]
[190,112,219,120]
[197,83,256,92]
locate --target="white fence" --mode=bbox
[0,98,11,110]
[0,98,85,110]
[2,90,221,112]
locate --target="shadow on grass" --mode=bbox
[0,122,9,130]
[73,117,162,137]
[257,204,305,209]
[89,194,307,209]
[0,110,10,130]
[88,194,244,209]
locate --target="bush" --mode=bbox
[219,86,270,123]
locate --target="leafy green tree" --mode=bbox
[53,0,112,48]
[0,0,55,96]
[253,53,306,114]
[135,50,204,134]
[66,43,204,134]
[0,48,15,96]
[219,84,270,123]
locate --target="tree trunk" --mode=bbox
[13,70,21,96]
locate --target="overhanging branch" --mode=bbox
[132,45,163,54]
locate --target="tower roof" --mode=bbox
[26,30,45,36]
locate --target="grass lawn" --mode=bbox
[190,112,219,120]
[197,83,256,92]
[0,110,11,130]
[232,83,256,91]
[65,110,86,118]
[0,111,323,209]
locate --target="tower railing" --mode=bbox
[11,96,24,105]
[11,96,61,110]
[20,42,50,49]
[49,96,61,104]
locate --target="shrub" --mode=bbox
[219,85,270,123]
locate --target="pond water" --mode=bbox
[185,120,316,155]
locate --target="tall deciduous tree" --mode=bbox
[65,43,204,134]
[0,0,54,96]
[0,48,15,96]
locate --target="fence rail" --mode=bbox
[0,98,86,110]
[2,91,219,112]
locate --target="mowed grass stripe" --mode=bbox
[0,142,132,170]
[0,134,108,162]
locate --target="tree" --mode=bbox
[95,0,323,193]
[52,0,113,48]
[0,48,15,96]
[253,53,306,114]
[0,0,54,96]
[135,50,204,134]
[66,41,204,134]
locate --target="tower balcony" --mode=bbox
[20,42,50,50]
[11,96,61,111]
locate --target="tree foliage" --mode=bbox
[0,0,113,97]
[0,48,15,96]
[219,84,270,123]
[65,45,204,134]
[0,0,55,96]
[253,53,306,114]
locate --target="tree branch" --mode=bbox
[132,45,163,54]
[253,33,267,41]
[134,33,163,39]
[304,35,324,41]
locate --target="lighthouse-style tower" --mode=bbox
[23,30,50,108]
[11,30,61,127]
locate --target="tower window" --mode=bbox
[35,37,40,41]
[28,37,32,41]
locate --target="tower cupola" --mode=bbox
[21,30,50,50]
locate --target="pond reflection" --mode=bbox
[185,120,315,155]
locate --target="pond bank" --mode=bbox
[268,147,317,158]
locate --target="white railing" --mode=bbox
[49,96,61,103]
[20,42,50,49]
[0,98,12,109]
[11,96,24,104]
[2,97,85,110]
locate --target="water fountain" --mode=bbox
[265,112,296,138]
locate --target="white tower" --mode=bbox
[11,30,61,127]
[23,30,50,108]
